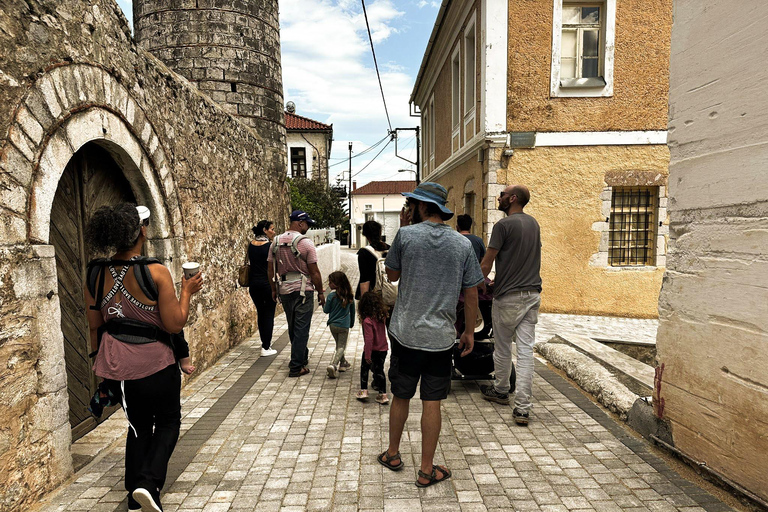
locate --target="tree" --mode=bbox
[288,177,347,229]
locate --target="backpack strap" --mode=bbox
[86,259,110,311]
[132,257,161,302]
[87,257,162,309]
[364,245,381,259]
[290,234,308,260]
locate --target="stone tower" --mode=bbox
[133,0,285,151]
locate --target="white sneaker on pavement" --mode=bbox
[261,348,277,357]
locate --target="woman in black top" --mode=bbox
[248,220,278,356]
[356,220,390,299]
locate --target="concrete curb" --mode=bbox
[535,341,638,419]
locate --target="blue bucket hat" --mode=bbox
[402,182,453,220]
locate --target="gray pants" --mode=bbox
[492,291,540,413]
[329,325,349,367]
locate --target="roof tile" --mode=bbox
[351,180,417,195]
[285,112,332,131]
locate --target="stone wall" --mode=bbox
[0,0,288,509]
[134,0,286,158]
[657,0,768,502]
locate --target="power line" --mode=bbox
[328,135,389,169]
[361,0,392,132]
[352,137,393,178]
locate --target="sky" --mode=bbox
[115,0,440,188]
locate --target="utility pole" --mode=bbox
[348,142,352,248]
[392,127,421,185]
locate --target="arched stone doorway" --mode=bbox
[50,142,137,440]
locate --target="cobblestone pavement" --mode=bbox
[36,248,731,512]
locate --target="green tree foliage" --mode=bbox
[288,177,347,229]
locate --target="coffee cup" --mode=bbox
[182,262,200,279]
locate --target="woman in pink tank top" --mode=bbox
[84,203,203,512]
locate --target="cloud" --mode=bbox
[280,0,420,185]
[111,0,422,187]
[417,0,441,8]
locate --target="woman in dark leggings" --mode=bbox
[248,220,278,356]
[84,203,202,512]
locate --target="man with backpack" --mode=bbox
[377,182,483,488]
[267,210,325,377]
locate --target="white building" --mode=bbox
[285,108,332,183]
[349,180,416,249]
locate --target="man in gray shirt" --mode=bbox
[479,184,542,426]
[377,182,483,488]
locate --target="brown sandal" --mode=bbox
[377,450,404,471]
[415,465,451,487]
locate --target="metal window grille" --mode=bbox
[608,187,657,266]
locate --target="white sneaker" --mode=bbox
[132,488,161,512]
[327,364,338,378]
[261,348,277,357]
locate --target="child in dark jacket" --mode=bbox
[356,291,389,404]
[323,271,355,378]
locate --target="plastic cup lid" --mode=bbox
[136,206,150,221]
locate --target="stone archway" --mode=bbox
[50,141,138,441]
[28,108,181,444]
[0,63,186,476]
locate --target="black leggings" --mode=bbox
[249,285,277,349]
[123,363,181,495]
[361,351,387,392]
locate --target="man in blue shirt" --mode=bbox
[376,182,484,488]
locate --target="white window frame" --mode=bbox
[463,13,477,142]
[451,44,461,153]
[364,204,373,211]
[550,0,615,98]
[428,94,435,174]
[464,13,477,117]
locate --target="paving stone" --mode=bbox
[33,250,737,512]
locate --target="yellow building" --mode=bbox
[412,0,672,317]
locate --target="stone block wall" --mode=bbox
[0,0,288,509]
[658,0,768,502]
[134,0,286,159]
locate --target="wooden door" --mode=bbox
[50,142,136,441]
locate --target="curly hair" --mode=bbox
[253,219,273,237]
[85,203,141,254]
[358,291,388,323]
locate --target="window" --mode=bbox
[364,204,373,211]
[561,5,601,80]
[290,147,306,178]
[428,95,435,173]
[550,0,615,97]
[451,45,461,152]
[464,16,477,142]
[608,187,657,266]
[464,21,476,114]
[464,192,475,217]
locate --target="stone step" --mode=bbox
[549,333,655,395]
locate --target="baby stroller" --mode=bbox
[452,279,512,381]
